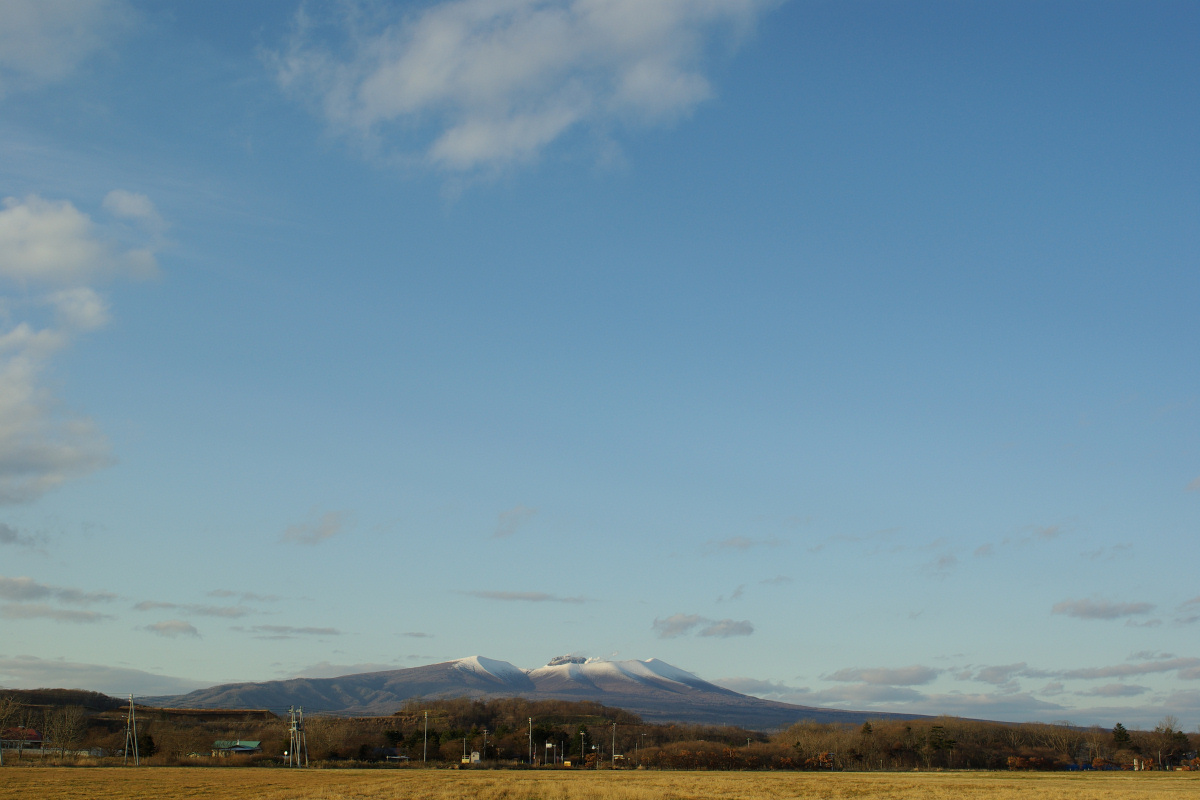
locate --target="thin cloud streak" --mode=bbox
[652,612,754,639]
[144,619,200,638]
[467,590,587,604]
[1052,598,1155,620]
[494,505,537,538]
[0,575,116,604]
[1,602,113,623]
[281,510,348,544]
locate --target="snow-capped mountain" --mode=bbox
[143,655,919,729]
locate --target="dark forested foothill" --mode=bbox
[0,690,1196,771]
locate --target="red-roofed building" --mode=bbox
[2,727,45,751]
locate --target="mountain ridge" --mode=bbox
[142,655,926,730]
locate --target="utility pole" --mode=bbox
[611,722,616,768]
[482,728,488,761]
[123,695,139,766]
[423,711,428,764]
[528,717,533,765]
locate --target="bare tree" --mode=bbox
[0,695,20,766]
[42,706,86,758]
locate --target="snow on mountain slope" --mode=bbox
[452,656,529,685]
[606,658,707,688]
[527,657,721,694]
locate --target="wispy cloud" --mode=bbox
[716,584,745,602]
[0,522,37,548]
[1052,598,1155,620]
[1,603,113,623]
[281,510,348,544]
[924,553,958,574]
[494,505,536,538]
[207,589,282,603]
[467,590,586,603]
[290,661,396,679]
[708,536,781,551]
[1077,683,1150,697]
[698,618,754,638]
[1187,476,1200,492]
[0,654,207,696]
[144,619,199,638]
[237,624,342,640]
[824,666,940,686]
[0,575,116,604]
[133,601,251,618]
[972,663,1031,685]
[1175,596,1200,625]
[269,0,779,173]
[718,675,1068,719]
[652,612,753,639]
[652,612,705,638]
[1060,657,1200,680]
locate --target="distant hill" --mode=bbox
[142,655,926,730]
[0,688,125,712]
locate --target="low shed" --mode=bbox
[212,739,262,756]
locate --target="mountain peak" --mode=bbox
[546,655,587,666]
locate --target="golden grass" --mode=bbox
[0,767,1196,800]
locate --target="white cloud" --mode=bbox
[48,286,109,331]
[0,195,156,285]
[0,336,110,503]
[270,0,778,172]
[101,189,166,231]
[0,193,163,504]
[0,0,133,97]
[144,620,200,638]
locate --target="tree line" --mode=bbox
[1,690,1196,770]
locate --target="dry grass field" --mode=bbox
[0,767,1197,800]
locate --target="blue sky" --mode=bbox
[1,0,1197,729]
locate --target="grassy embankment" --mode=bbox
[0,767,1197,800]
